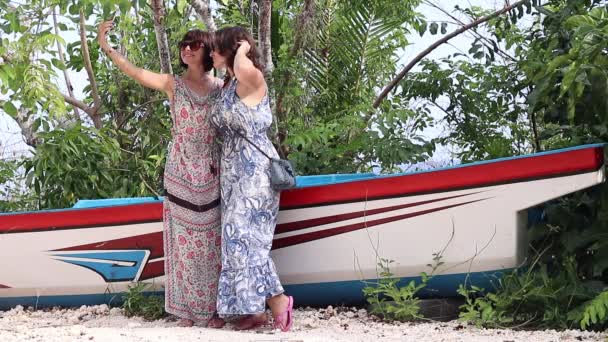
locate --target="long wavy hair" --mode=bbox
[213,26,263,85]
[178,29,214,72]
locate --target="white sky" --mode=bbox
[0,0,515,162]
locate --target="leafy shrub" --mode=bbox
[362,258,428,322]
[122,283,165,321]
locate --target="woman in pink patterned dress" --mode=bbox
[97,20,224,328]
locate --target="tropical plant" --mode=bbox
[0,158,37,211]
[122,282,165,321]
[277,0,434,174]
[362,257,428,322]
[571,290,608,330]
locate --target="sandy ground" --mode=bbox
[0,305,606,342]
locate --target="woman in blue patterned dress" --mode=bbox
[210,26,294,332]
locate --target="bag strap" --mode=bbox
[231,78,286,160]
[232,128,273,160]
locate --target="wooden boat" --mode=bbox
[0,144,604,309]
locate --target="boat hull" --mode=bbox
[0,144,604,308]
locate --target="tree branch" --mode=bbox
[79,9,102,128]
[151,0,173,74]
[373,0,528,108]
[423,0,517,62]
[530,106,541,153]
[61,93,94,116]
[189,0,216,31]
[53,7,80,123]
[118,97,165,130]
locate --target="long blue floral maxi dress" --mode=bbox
[211,79,284,315]
[163,76,223,322]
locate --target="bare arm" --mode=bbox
[233,40,266,103]
[97,20,174,99]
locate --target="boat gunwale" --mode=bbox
[0,144,604,225]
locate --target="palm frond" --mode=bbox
[304,1,407,102]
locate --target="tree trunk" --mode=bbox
[15,108,38,147]
[189,0,216,31]
[79,9,102,128]
[151,0,173,74]
[258,0,273,78]
[274,0,316,154]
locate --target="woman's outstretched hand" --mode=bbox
[97,20,114,53]
[92,18,174,97]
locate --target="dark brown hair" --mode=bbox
[178,29,213,72]
[213,26,264,82]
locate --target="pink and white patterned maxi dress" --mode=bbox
[163,76,223,322]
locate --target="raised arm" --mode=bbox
[97,20,174,99]
[233,40,266,99]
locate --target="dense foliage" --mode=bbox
[400,0,608,330]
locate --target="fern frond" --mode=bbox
[303,1,405,99]
[578,290,608,329]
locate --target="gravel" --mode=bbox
[0,304,605,341]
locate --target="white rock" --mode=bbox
[68,315,81,324]
[95,304,109,315]
[323,305,335,319]
[109,308,123,316]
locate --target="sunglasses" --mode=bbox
[179,41,204,51]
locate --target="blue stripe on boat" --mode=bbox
[0,270,508,309]
[71,197,164,209]
[50,251,148,282]
[283,269,508,306]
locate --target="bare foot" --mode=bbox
[267,294,289,318]
[268,294,294,332]
[207,316,225,329]
[235,313,268,330]
[177,318,194,327]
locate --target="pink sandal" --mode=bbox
[273,296,294,332]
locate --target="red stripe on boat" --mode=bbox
[139,259,164,280]
[0,146,603,233]
[0,203,163,233]
[273,198,489,249]
[0,284,10,288]
[275,191,483,234]
[280,147,604,209]
[53,231,164,259]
